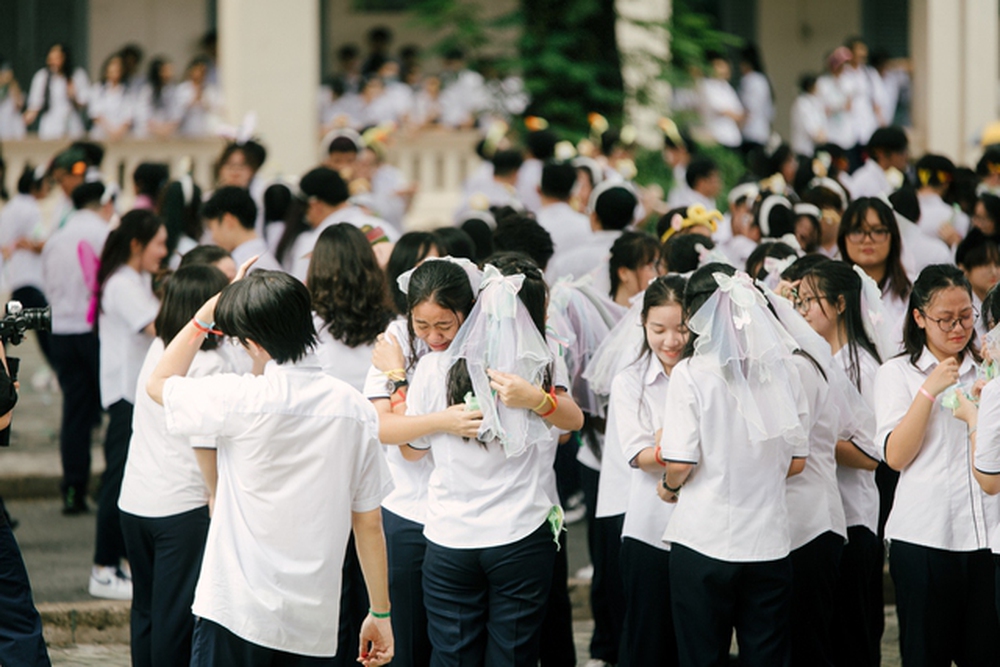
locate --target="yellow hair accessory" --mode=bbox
[588,113,609,137]
[918,169,952,187]
[660,204,722,243]
[658,117,684,147]
[524,116,549,131]
[988,163,1000,176]
[554,140,577,160]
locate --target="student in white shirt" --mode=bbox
[848,126,909,200]
[916,154,970,247]
[610,276,687,667]
[537,161,593,258]
[608,231,661,308]
[133,57,180,138]
[792,260,885,667]
[22,43,89,139]
[697,51,744,149]
[517,129,556,215]
[876,265,1000,665]
[214,141,268,237]
[91,209,168,600]
[738,45,773,154]
[42,182,113,515]
[88,53,134,141]
[957,230,1000,343]
[175,56,222,137]
[0,60,26,140]
[118,264,230,667]
[201,187,282,273]
[801,178,850,260]
[146,268,394,666]
[790,74,827,158]
[679,156,723,213]
[454,149,524,224]
[362,257,483,667]
[659,263,809,666]
[405,257,584,666]
[817,47,855,154]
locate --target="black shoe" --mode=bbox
[1,506,16,530]
[62,487,89,515]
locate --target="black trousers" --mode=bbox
[190,618,337,667]
[889,541,1000,667]
[831,525,883,667]
[10,286,53,366]
[120,506,210,667]
[333,532,370,667]
[382,509,430,667]
[619,537,678,667]
[423,522,556,667]
[539,529,575,667]
[0,499,51,667]
[789,531,843,667]
[671,543,793,667]
[94,399,132,566]
[580,464,625,663]
[48,332,100,497]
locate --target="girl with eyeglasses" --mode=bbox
[874,264,1000,665]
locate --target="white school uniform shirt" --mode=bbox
[545,230,621,293]
[370,164,409,228]
[0,88,26,139]
[790,93,827,157]
[917,191,970,242]
[132,83,179,137]
[174,81,223,136]
[875,349,993,551]
[42,209,109,335]
[409,351,559,549]
[26,67,89,139]
[516,158,544,214]
[848,160,893,200]
[463,162,494,196]
[537,201,592,256]
[231,237,283,273]
[453,180,522,224]
[897,213,951,279]
[666,164,694,209]
[785,355,847,549]
[363,318,435,524]
[313,314,375,393]
[661,358,810,562]
[841,64,879,145]
[971,379,1000,553]
[118,339,226,517]
[98,266,159,408]
[88,82,134,140]
[0,194,45,292]
[816,74,853,149]
[739,70,773,145]
[614,358,674,551]
[721,235,758,271]
[162,354,392,657]
[834,347,881,534]
[697,78,743,148]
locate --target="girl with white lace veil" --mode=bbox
[360,256,483,667]
[658,262,809,665]
[792,259,886,666]
[606,275,687,666]
[405,256,584,666]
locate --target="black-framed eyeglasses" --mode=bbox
[794,295,827,314]
[846,227,891,243]
[920,308,979,332]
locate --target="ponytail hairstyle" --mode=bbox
[902,264,980,365]
[96,209,165,311]
[682,262,737,358]
[154,264,229,350]
[404,259,476,371]
[608,230,661,299]
[798,260,883,390]
[837,196,911,302]
[307,223,394,348]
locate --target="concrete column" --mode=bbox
[218,0,319,178]
[911,0,998,164]
[616,0,671,148]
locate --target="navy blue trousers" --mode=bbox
[332,532,369,666]
[423,522,556,667]
[382,508,430,667]
[190,618,336,667]
[94,399,132,566]
[619,537,678,667]
[831,525,882,667]
[579,464,625,664]
[789,531,843,667]
[48,332,100,498]
[0,501,51,667]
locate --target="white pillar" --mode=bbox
[218,0,319,178]
[911,0,998,164]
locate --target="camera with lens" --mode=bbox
[0,301,51,447]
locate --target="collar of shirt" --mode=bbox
[913,346,977,377]
[263,352,323,376]
[643,356,668,387]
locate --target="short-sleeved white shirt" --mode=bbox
[661,359,809,562]
[0,194,45,292]
[118,339,227,517]
[162,355,392,657]
[232,237,283,274]
[834,347,881,534]
[98,266,159,408]
[545,230,621,294]
[596,363,639,518]
[875,349,994,551]
[537,202,592,257]
[42,209,109,334]
[313,314,376,393]
[786,355,847,549]
[848,160,893,200]
[697,78,743,148]
[410,351,557,549]
[917,191,970,241]
[739,70,773,145]
[790,93,827,157]
[612,358,674,551]
[972,379,1000,553]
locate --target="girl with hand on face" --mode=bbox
[875,264,1000,666]
[91,210,169,600]
[609,275,687,667]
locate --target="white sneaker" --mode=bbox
[574,564,594,581]
[89,565,133,600]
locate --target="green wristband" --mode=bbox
[369,608,391,619]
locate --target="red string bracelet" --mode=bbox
[654,444,667,467]
[538,387,558,418]
[191,317,223,336]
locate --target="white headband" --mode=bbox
[758,194,792,238]
[727,182,760,206]
[321,128,364,155]
[806,176,850,211]
[793,203,821,220]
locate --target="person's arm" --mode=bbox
[487,370,585,432]
[835,439,879,470]
[193,447,218,515]
[953,388,1000,495]
[656,461,693,503]
[788,457,807,477]
[147,294,219,405]
[352,508,395,666]
[372,397,482,445]
[884,358,959,471]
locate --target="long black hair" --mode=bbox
[96,209,164,311]
[837,197,911,302]
[682,262,737,358]
[608,230,661,299]
[404,259,476,372]
[902,264,980,364]
[634,274,686,425]
[147,57,170,109]
[160,179,203,255]
[388,232,439,314]
[38,43,72,123]
[307,223,394,348]
[155,264,229,349]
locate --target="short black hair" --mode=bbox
[915,154,956,187]
[493,215,555,271]
[594,187,637,231]
[156,264,229,349]
[71,182,109,209]
[432,226,477,261]
[868,126,909,155]
[664,233,713,274]
[956,228,1000,270]
[201,186,257,230]
[686,156,718,189]
[492,149,525,177]
[889,186,920,223]
[327,136,360,155]
[540,161,577,200]
[299,167,350,206]
[798,73,818,93]
[460,218,494,262]
[526,130,558,160]
[215,270,317,365]
[133,162,170,199]
[179,244,231,268]
[338,45,359,61]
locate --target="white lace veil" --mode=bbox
[852,264,896,362]
[446,264,554,458]
[583,296,644,402]
[687,271,807,449]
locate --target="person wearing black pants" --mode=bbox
[620,539,676,667]
[120,506,210,667]
[580,463,625,666]
[539,529,575,667]
[831,525,882,667]
[381,509,431,667]
[789,531,843,665]
[0,497,51,667]
[332,534,369,667]
[94,399,133,574]
[48,331,100,514]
